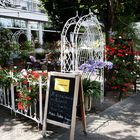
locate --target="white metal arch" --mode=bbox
[61,11,105,101]
[72,11,104,102]
[12,30,27,44]
[73,12,104,71]
[61,13,79,72]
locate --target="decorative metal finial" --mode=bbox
[76,11,79,17]
[89,9,91,13]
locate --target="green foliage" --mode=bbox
[40,0,79,30]
[0,28,20,67]
[113,16,140,50]
[0,28,34,69]
[40,0,140,44]
[0,68,11,87]
[82,78,100,99]
[19,41,34,60]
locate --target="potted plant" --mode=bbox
[82,78,100,111]
[79,59,113,111]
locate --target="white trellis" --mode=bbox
[73,12,104,70]
[61,12,79,72]
[61,11,105,102]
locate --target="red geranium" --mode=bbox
[31,71,39,79]
[26,96,31,101]
[17,102,24,110]
[23,80,28,85]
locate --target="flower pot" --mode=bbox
[84,96,92,112]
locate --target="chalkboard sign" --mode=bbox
[42,72,86,140]
[47,75,75,125]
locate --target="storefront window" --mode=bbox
[0,18,13,27]
[0,17,26,28]
[22,0,40,12]
[14,19,26,28]
[30,21,38,29]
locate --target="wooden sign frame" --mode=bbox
[42,72,86,140]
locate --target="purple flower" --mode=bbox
[105,61,113,69]
[88,65,96,72]
[87,59,95,65]
[79,63,90,72]
[96,60,105,69]
[79,59,113,74]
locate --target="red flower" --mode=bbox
[123,83,130,87]
[31,71,39,79]
[23,80,28,85]
[118,50,123,53]
[117,44,121,47]
[17,102,24,110]
[26,96,31,101]
[111,86,118,89]
[17,93,22,99]
[109,51,114,56]
[24,75,28,79]
[28,87,32,91]
[109,38,114,43]
[117,53,124,57]
[127,51,133,55]
[123,45,127,49]
[42,71,46,76]
[106,45,110,51]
